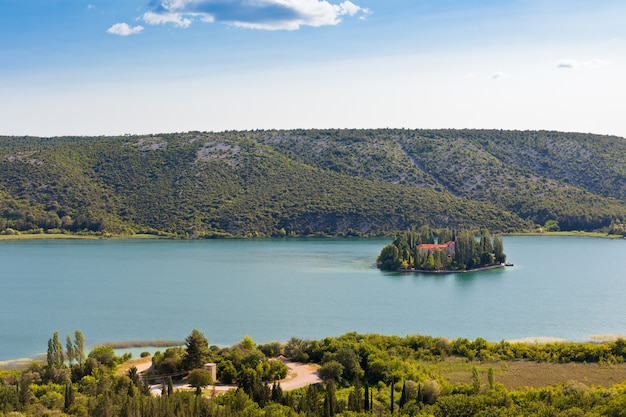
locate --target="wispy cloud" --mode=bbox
[491,72,505,80]
[140,0,370,30]
[556,58,609,70]
[107,23,145,36]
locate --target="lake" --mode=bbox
[1,236,625,362]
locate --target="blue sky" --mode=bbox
[1,0,625,137]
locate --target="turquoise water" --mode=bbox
[1,236,625,361]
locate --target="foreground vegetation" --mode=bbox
[1,129,626,238]
[4,330,626,416]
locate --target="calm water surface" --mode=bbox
[1,236,625,361]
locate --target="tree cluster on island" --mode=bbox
[377,226,506,272]
[5,330,626,416]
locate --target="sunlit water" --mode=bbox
[1,236,625,361]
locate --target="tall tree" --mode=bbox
[390,377,395,414]
[271,381,283,403]
[74,330,85,366]
[399,380,407,408]
[64,383,74,412]
[323,381,337,417]
[454,230,476,269]
[47,332,64,368]
[348,379,363,412]
[184,329,210,370]
[66,334,75,366]
[493,235,506,263]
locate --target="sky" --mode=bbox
[1,0,625,137]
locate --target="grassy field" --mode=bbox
[508,231,622,239]
[111,354,626,390]
[116,356,153,377]
[440,358,626,389]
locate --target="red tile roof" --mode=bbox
[417,241,454,250]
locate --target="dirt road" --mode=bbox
[142,359,321,396]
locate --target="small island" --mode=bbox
[377,226,506,272]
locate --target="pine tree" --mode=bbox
[184,329,210,370]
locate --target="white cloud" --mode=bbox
[338,1,367,16]
[142,11,193,27]
[140,0,369,30]
[557,58,609,70]
[107,23,144,36]
[491,72,505,80]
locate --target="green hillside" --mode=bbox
[0,129,624,237]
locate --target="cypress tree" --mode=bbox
[363,382,369,411]
[271,381,283,403]
[64,383,74,412]
[417,383,423,404]
[390,377,395,414]
[323,381,336,417]
[399,381,407,408]
[348,379,363,412]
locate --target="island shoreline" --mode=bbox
[396,263,509,274]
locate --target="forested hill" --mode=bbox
[0,129,624,237]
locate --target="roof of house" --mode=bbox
[417,241,454,250]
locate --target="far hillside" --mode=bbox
[0,129,624,237]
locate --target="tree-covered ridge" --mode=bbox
[0,129,625,237]
[256,129,626,232]
[5,330,626,416]
[377,226,505,271]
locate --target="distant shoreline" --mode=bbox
[0,233,168,241]
[3,333,626,370]
[0,230,623,241]
[506,231,624,239]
